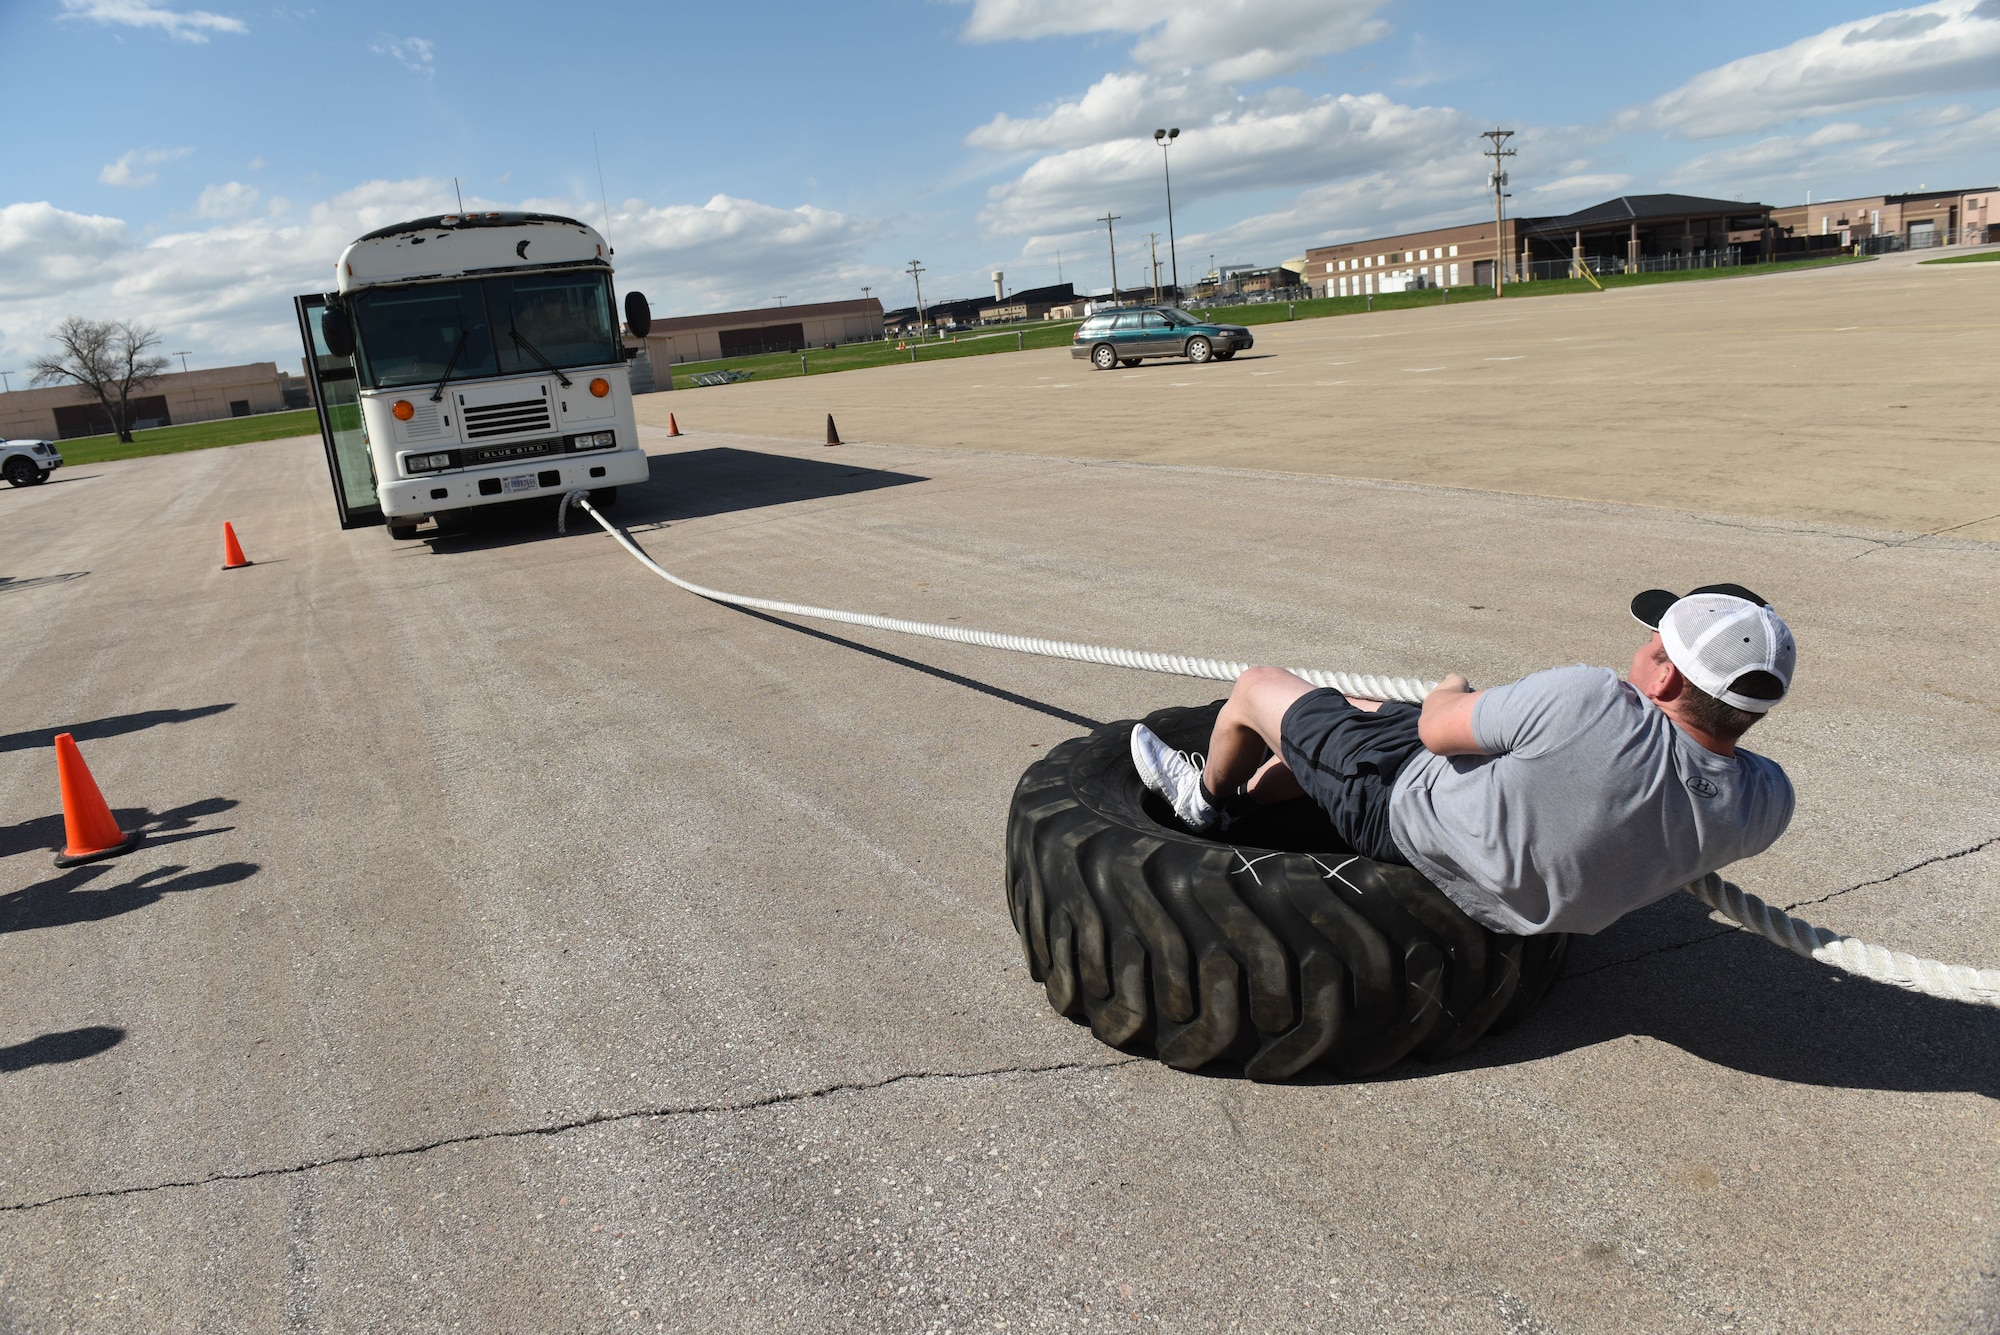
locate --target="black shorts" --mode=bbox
[1278,689,1427,865]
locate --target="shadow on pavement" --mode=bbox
[414,447,927,553]
[0,796,239,862]
[1440,891,2000,1097]
[0,703,235,755]
[0,572,89,597]
[736,607,1103,731]
[0,859,258,934]
[0,1025,125,1072]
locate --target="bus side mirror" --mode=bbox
[322,307,355,358]
[624,291,652,339]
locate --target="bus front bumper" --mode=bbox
[378,447,650,519]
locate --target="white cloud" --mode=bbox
[1530,173,1635,197]
[980,90,1472,235]
[0,179,879,371]
[965,71,1236,152]
[582,194,880,311]
[58,0,246,42]
[98,146,191,188]
[373,35,434,74]
[1636,0,2000,137]
[1663,104,2000,194]
[194,181,260,217]
[962,0,1391,81]
[0,203,131,301]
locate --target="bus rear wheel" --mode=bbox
[387,520,421,540]
[589,487,619,508]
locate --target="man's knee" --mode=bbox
[1224,666,1315,739]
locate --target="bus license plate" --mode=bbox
[502,474,538,494]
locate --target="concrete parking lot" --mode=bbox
[1,252,1996,1332]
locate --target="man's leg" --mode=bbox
[1205,668,1384,807]
[1133,667,1382,830]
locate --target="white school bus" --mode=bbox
[293,211,653,536]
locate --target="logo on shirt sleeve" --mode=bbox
[1686,775,1720,798]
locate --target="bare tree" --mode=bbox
[30,318,170,443]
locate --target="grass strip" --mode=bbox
[656,256,1870,387]
[55,409,322,465]
[1919,249,2000,264]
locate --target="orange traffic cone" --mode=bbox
[51,733,142,868]
[222,522,251,570]
[825,414,842,447]
[667,413,681,437]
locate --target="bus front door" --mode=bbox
[293,293,382,529]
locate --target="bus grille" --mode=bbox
[462,396,552,439]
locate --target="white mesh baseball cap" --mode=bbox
[1630,583,1795,713]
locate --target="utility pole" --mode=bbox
[1098,212,1122,305]
[1481,129,1516,296]
[861,285,871,303]
[906,260,926,340]
[173,350,192,375]
[774,296,786,307]
[0,371,13,393]
[1147,232,1161,304]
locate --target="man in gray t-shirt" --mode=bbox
[1131,584,1798,936]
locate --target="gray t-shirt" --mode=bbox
[1387,664,1795,935]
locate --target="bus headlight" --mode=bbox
[404,451,458,473]
[565,430,615,452]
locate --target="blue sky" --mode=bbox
[3,0,1998,374]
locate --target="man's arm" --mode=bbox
[1417,673,1491,756]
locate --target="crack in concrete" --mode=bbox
[1849,511,2000,559]
[0,1057,1136,1216]
[1567,834,2000,981]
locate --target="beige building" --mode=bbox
[0,361,306,440]
[1306,220,1523,297]
[1769,187,1996,248]
[638,298,884,366]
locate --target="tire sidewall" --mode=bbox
[1092,344,1117,370]
[1186,337,1212,363]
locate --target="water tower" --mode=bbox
[992,271,1005,301]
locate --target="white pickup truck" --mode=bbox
[1,437,62,487]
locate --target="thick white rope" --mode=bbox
[559,490,2000,1008]
[557,492,1437,703]
[1686,872,2000,1006]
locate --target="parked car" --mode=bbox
[1,437,62,487]
[1071,306,1254,370]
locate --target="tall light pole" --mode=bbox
[861,286,871,302]
[1481,129,1515,296]
[906,260,926,339]
[1153,127,1180,300]
[1097,212,1122,304]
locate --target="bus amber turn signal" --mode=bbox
[392,400,415,420]
[589,377,610,397]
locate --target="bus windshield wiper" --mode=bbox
[429,329,470,403]
[507,318,573,388]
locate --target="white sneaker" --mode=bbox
[1131,724,1223,832]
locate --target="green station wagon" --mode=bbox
[1071,305,1254,370]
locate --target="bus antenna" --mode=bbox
[592,133,614,254]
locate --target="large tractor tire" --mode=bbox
[1005,700,1570,1081]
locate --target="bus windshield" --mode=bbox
[350,271,616,390]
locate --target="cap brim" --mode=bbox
[1688,582,1768,607]
[1630,589,1679,628]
